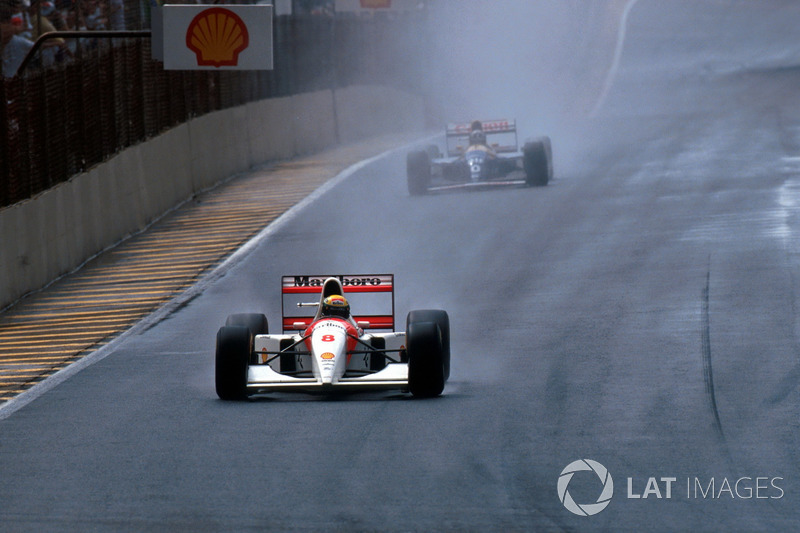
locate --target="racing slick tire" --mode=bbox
[225,313,268,335]
[215,325,252,401]
[407,309,450,381]
[543,136,553,182]
[225,313,268,364]
[406,311,449,397]
[523,138,551,187]
[407,149,431,196]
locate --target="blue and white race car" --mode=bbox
[407,119,552,194]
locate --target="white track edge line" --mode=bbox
[589,0,641,118]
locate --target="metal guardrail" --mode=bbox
[16,30,152,77]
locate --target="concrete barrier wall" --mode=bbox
[292,90,337,156]
[246,96,296,164]
[0,85,424,310]
[335,85,425,143]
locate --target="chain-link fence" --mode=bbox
[0,10,427,208]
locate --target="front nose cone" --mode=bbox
[317,350,337,384]
[320,363,334,383]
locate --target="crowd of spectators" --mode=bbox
[0,0,125,77]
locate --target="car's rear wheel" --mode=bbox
[406,311,448,397]
[407,149,431,195]
[215,325,252,401]
[523,138,551,186]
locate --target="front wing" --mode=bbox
[428,152,526,192]
[247,331,409,394]
[246,363,409,393]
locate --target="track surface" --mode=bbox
[2,1,800,531]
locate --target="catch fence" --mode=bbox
[0,12,425,208]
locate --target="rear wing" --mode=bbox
[281,274,395,332]
[445,119,518,156]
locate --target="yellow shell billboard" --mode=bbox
[161,5,273,71]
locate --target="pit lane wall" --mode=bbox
[0,85,424,310]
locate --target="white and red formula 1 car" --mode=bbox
[215,274,450,400]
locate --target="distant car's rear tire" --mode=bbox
[407,150,431,196]
[407,309,450,381]
[215,325,252,401]
[523,138,551,186]
[406,311,448,397]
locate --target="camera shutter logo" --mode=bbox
[558,459,614,516]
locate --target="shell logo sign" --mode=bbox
[186,8,249,67]
[160,5,273,71]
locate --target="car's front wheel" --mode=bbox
[407,309,450,381]
[225,313,268,363]
[215,325,252,401]
[406,311,448,397]
[225,313,268,335]
[523,138,551,186]
[407,150,431,195]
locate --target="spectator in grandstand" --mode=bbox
[28,0,69,66]
[30,0,59,36]
[296,0,334,16]
[107,0,124,30]
[1,0,35,77]
[42,0,69,32]
[82,0,106,30]
[1,0,25,31]
[63,0,78,30]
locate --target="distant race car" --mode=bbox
[407,119,553,194]
[215,274,450,400]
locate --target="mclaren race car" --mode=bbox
[215,274,450,399]
[407,119,553,194]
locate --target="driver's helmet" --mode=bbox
[469,129,486,146]
[321,295,350,319]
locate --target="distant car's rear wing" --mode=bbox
[445,119,518,156]
[281,274,395,332]
[446,119,516,136]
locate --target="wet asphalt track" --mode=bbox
[2,1,800,531]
